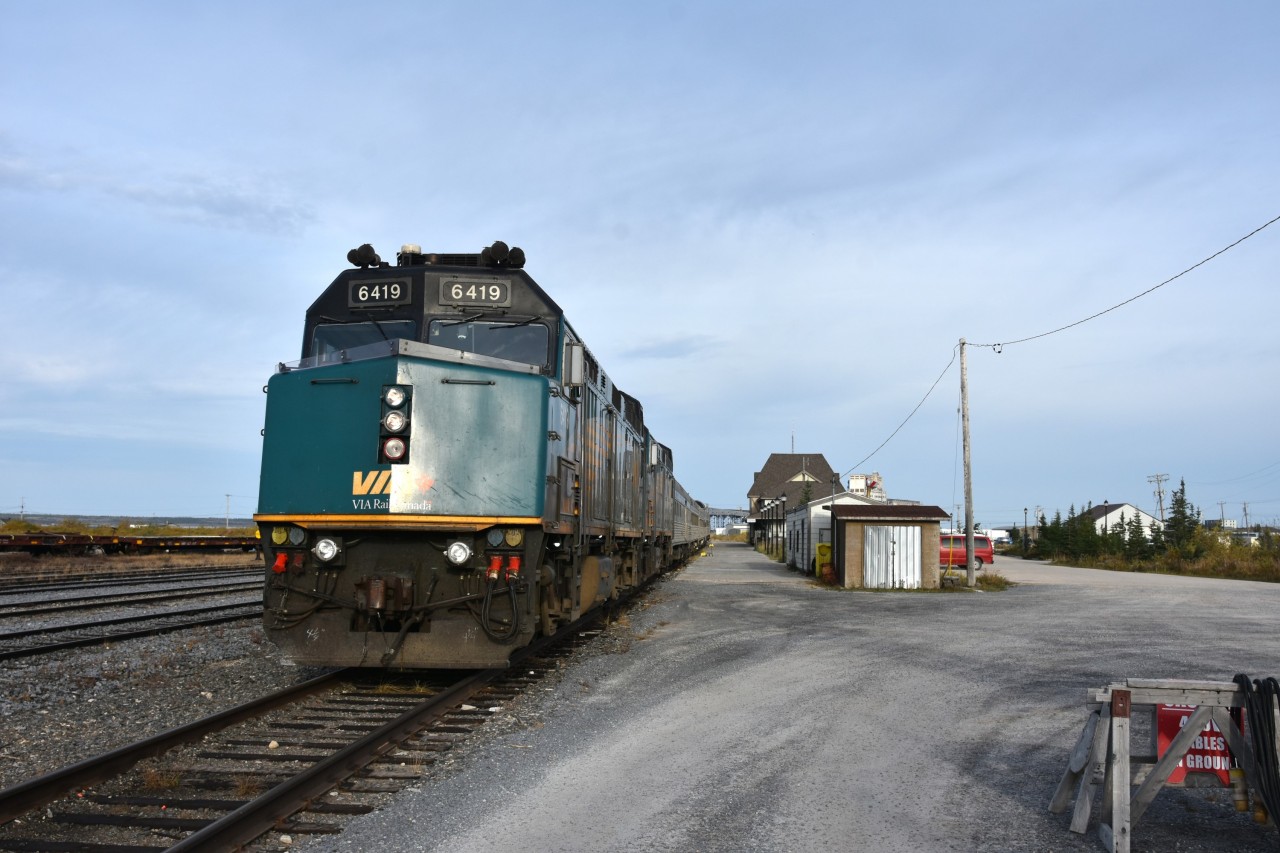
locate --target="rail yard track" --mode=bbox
[0,618,600,851]
[0,602,263,662]
[0,567,263,661]
[0,565,259,594]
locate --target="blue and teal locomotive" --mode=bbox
[255,241,709,668]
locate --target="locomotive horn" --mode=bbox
[488,240,510,262]
[347,243,381,268]
[508,246,526,268]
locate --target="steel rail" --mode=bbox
[0,607,263,662]
[0,566,260,594]
[0,670,350,824]
[0,581,263,617]
[166,613,600,852]
[0,598,263,642]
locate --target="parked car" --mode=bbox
[940,534,995,569]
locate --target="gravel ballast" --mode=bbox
[0,620,322,792]
[4,547,1280,852]
[0,555,323,793]
[308,544,1280,853]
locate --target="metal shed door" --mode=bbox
[863,525,922,589]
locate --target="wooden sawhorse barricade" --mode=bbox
[1049,678,1269,852]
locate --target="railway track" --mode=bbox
[0,578,261,619]
[0,571,265,661]
[0,618,601,851]
[0,565,260,596]
[0,579,261,618]
[0,600,263,662]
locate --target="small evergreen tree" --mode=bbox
[1165,479,1202,558]
[1064,505,1079,557]
[1105,512,1126,555]
[1124,512,1149,560]
[1042,511,1057,556]
[1149,522,1165,553]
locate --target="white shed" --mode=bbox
[832,504,951,590]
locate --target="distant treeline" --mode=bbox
[1018,480,1279,583]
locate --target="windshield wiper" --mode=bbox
[485,315,541,330]
[441,313,484,327]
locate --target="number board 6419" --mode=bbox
[439,276,512,308]
[348,278,411,307]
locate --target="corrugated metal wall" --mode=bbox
[862,525,922,589]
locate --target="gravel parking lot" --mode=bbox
[311,543,1280,853]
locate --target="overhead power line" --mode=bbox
[1189,459,1280,487]
[840,213,1278,483]
[972,212,1280,351]
[840,345,957,479]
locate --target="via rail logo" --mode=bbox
[352,470,392,496]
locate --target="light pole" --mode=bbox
[761,500,771,549]
[779,494,788,563]
[1102,499,1110,556]
[1023,506,1029,556]
[762,494,773,555]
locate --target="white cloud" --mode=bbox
[1,0,1278,516]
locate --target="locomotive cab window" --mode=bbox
[311,320,418,360]
[428,318,550,367]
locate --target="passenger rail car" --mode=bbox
[255,241,709,668]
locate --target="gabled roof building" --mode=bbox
[1084,502,1163,539]
[748,453,837,517]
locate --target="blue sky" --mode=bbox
[2,1,1278,528]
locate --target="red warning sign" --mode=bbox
[1156,704,1237,785]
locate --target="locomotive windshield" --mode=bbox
[427,318,550,366]
[311,320,417,360]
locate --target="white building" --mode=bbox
[1086,503,1163,539]
[784,491,878,574]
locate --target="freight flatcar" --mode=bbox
[254,241,709,668]
[0,533,260,556]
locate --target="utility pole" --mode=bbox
[1148,474,1169,523]
[225,494,231,530]
[960,338,975,588]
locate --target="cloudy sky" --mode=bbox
[2,1,1277,528]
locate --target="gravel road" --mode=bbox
[310,543,1280,853]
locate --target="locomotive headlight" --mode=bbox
[270,527,289,546]
[504,528,524,547]
[382,410,408,433]
[486,529,505,547]
[384,386,406,407]
[445,541,473,566]
[312,537,341,562]
[287,527,306,546]
[383,437,407,461]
